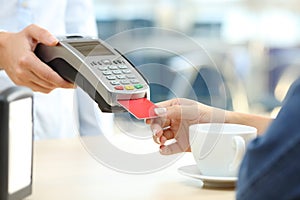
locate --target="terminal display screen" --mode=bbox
[69,41,114,57]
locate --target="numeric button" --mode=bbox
[106,75,116,80]
[121,80,130,85]
[103,71,112,75]
[110,81,120,85]
[126,74,136,79]
[112,70,122,75]
[122,69,131,74]
[116,75,126,79]
[118,65,128,69]
[108,66,118,70]
[130,79,139,84]
[98,66,108,71]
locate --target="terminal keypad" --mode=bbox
[92,59,144,91]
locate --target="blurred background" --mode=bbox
[93,0,300,117]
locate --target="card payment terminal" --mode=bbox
[35,36,150,113]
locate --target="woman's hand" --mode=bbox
[0,24,74,93]
[146,98,226,155]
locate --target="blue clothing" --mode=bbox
[237,78,300,199]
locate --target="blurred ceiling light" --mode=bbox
[222,9,257,43]
[196,0,242,2]
[260,10,300,46]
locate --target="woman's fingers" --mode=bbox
[159,141,190,155]
[152,127,175,144]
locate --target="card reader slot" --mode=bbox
[47,58,126,113]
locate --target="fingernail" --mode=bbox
[152,129,161,144]
[156,137,161,144]
[159,145,167,153]
[160,136,166,145]
[48,35,58,44]
[154,107,167,115]
[152,129,159,137]
[159,146,164,153]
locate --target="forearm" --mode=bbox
[225,110,273,135]
[0,31,9,70]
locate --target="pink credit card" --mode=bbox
[117,98,158,119]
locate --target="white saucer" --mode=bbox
[178,165,237,188]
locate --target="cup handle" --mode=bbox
[229,136,245,172]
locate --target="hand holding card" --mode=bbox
[117,98,158,119]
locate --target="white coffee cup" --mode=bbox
[189,123,257,177]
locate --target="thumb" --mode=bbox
[155,104,201,121]
[24,24,58,46]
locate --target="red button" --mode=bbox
[114,86,124,90]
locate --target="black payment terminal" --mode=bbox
[35,36,150,113]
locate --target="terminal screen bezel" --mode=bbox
[68,41,114,57]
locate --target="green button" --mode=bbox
[134,84,143,89]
